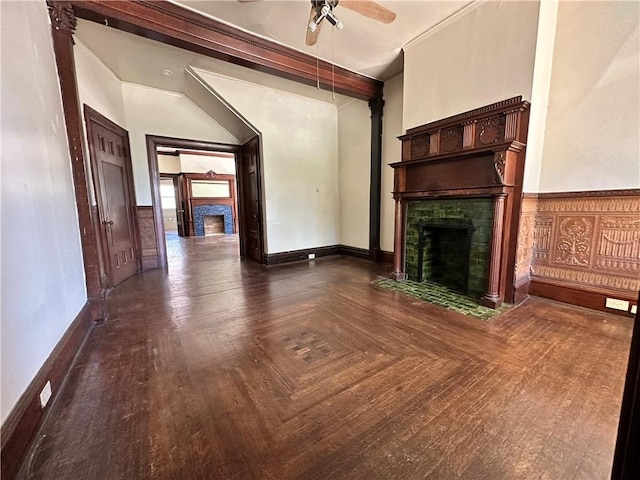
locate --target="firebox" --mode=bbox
[405,200,492,298]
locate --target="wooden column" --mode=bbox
[47,1,104,320]
[368,95,384,262]
[482,193,507,308]
[391,197,405,280]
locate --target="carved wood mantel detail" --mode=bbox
[391,97,531,307]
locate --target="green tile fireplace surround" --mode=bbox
[405,198,493,298]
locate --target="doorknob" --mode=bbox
[103,220,114,225]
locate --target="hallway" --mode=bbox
[20,236,631,479]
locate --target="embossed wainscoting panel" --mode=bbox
[137,206,159,270]
[525,190,640,314]
[17,234,633,479]
[513,194,537,303]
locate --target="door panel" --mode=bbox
[173,176,186,237]
[87,109,139,287]
[239,137,264,263]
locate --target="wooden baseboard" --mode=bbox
[380,250,393,264]
[530,277,637,317]
[1,303,95,480]
[141,255,160,270]
[512,275,531,305]
[264,244,379,266]
[264,245,340,266]
[338,245,370,260]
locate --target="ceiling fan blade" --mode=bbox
[339,0,396,24]
[305,5,323,46]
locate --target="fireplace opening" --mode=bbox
[416,220,474,293]
[203,215,225,236]
[405,199,493,299]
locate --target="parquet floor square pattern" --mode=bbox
[20,234,632,479]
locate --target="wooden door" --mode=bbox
[239,137,264,263]
[173,175,186,237]
[85,106,140,287]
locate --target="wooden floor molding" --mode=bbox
[530,277,637,317]
[1,303,94,480]
[16,235,633,479]
[264,244,372,266]
[264,245,340,266]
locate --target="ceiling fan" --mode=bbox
[305,0,396,46]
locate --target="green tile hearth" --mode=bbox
[374,278,510,321]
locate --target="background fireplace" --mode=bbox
[391,97,531,308]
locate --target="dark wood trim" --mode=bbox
[69,0,382,101]
[182,173,236,181]
[170,149,236,159]
[391,198,406,280]
[137,206,160,270]
[403,96,528,135]
[523,189,640,200]
[47,0,104,320]
[264,246,340,266]
[238,136,266,264]
[612,291,640,479]
[513,275,531,305]
[263,244,375,266]
[339,245,371,260]
[380,250,394,264]
[481,194,507,308]
[145,135,241,269]
[83,104,142,286]
[368,95,384,261]
[159,173,178,179]
[537,188,640,199]
[389,140,525,168]
[0,303,94,480]
[530,277,636,317]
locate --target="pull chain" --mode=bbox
[316,41,320,90]
[331,27,335,101]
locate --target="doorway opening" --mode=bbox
[146,135,265,270]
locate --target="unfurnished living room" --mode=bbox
[1,1,639,479]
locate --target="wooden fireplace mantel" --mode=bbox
[390,97,531,308]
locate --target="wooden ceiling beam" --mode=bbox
[69,0,383,101]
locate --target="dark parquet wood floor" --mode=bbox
[21,234,632,479]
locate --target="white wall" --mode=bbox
[179,153,236,175]
[538,0,640,192]
[73,45,240,205]
[121,83,239,204]
[523,0,559,192]
[198,71,340,253]
[380,73,404,253]
[157,154,181,174]
[403,0,540,130]
[75,40,126,127]
[337,100,370,249]
[1,2,87,423]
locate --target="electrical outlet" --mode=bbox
[605,298,630,311]
[308,253,315,260]
[631,305,637,315]
[40,381,52,408]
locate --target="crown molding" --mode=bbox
[403,0,489,52]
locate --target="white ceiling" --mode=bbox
[75,19,355,105]
[74,1,476,107]
[171,0,473,80]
